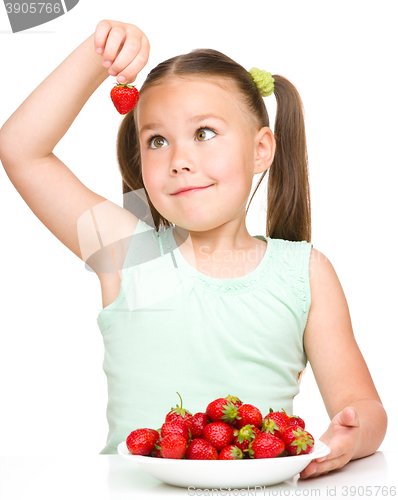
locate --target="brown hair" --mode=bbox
[117,49,311,242]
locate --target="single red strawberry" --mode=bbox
[202,422,234,451]
[289,415,306,429]
[225,395,243,408]
[160,433,187,459]
[186,438,218,460]
[161,420,190,442]
[262,408,290,439]
[233,424,261,453]
[165,392,192,423]
[110,83,139,115]
[219,445,244,460]
[186,412,210,439]
[282,426,314,456]
[126,428,158,456]
[206,398,239,424]
[247,433,285,459]
[236,404,263,429]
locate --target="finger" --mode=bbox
[322,436,347,463]
[114,37,150,84]
[101,26,127,70]
[299,460,318,479]
[308,436,344,471]
[302,437,350,479]
[340,407,359,427]
[93,20,112,55]
[307,454,351,478]
[107,35,142,80]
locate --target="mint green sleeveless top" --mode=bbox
[96,219,313,454]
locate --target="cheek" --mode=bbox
[210,150,248,188]
[141,156,162,192]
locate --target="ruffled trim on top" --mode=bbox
[159,228,278,295]
[297,241,313,315]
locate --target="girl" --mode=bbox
[0,19,387,478]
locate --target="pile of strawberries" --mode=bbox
[126,394,315,460]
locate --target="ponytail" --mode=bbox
[263,75,311,243]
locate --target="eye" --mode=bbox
[148,136,169,149]
[196,127,216,142]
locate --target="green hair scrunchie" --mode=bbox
[249,67,275,97]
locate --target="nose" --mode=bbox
[169,142,196,174]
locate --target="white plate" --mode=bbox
[117,439,330,489]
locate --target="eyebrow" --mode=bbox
[139,113,227,136]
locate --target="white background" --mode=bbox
[0,0,397,457]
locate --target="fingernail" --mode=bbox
[96,48,103,54]
[318,456,326,462]
[118,75,126,83]
[103,61,112,68]
[109,70,117,76]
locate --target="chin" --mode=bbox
[173,221,220,233]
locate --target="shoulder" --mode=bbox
[308,247,342,296]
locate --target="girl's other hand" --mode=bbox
[299,407,361,479]
[93,20,150,84]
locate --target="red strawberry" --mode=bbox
[233,424,261,453]
[202,422,234,451]
[248,433,285,459]
[225,395,243,408]
[126,428,158,456]
[186,412,210,439]
[282,426,314,456]
[161,420,190,442]
[219,445,244,460]
[289,415,306,429]
[160,433,187,459]
[262,409,290,439]
[236,404,262,429]
[165,392,192,423]
[110,83,139,115]
[206,398,239,424]
[186,438,218,460]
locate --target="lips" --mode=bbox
[171,185,213,195]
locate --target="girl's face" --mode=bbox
[136,76,265,233]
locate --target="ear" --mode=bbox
[253,126,276,175]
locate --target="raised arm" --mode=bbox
[0,20,149,272]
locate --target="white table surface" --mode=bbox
[0,451,396,499]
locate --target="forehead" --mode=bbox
[136,76,247,129]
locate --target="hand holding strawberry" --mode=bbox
[93,20,148,113]
[299,407,360,479]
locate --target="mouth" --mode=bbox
[171,185,213,196]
